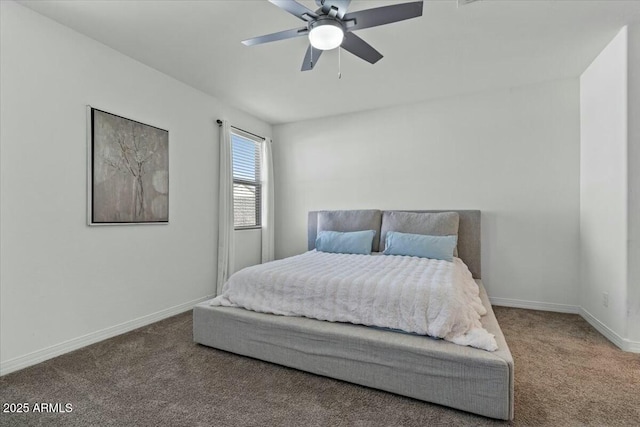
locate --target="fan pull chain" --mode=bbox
[338,47,342,79]
[310,47,313,68]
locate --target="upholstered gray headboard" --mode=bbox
[308,210,481,279]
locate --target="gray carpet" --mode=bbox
[1,307,639,426]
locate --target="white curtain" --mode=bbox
[261,137,275,263]
[216,120,235,295]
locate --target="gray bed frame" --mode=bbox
[193,210,514,420]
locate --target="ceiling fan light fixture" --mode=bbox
[242,0,424,71]
[308,19,344,50]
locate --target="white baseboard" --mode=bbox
[579,307,640,353]
[0,295,213,376]
[627,341,640,353]
[3,294,637,376]
[489,297,580,314]
[489,297,640,353]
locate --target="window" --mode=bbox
[232,130,262,229]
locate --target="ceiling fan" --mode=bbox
[242,0,424,71]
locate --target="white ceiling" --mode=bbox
[18,0,640,124]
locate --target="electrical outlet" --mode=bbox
[602,292,609,308]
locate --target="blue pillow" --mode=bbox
[315,230,376,255]
[383,231,458,262]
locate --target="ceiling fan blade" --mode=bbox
[316,0,352,18]
[269,0,318,21]
[242,27,309,46]
[340,32,382,64]
[301,45,323,71]
[343,1,423,32]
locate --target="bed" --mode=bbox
[193,210,514,420]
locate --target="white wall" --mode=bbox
[579,27,629,338]
[627,24,640,344]
[579,25,640,352]
[234,229,262,272]
[0,1,271,373]
[273,79,580,308]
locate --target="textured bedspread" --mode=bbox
[211,251,497,351]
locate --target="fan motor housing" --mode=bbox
[309,16,344,33]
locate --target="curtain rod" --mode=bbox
[216,119,265,141]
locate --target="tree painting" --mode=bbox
[91,109,168,223]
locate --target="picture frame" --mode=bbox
[87,106,169,225]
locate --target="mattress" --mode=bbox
[193,280,514,420]
[212,251,498,351]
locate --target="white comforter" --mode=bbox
[211,251,498,351]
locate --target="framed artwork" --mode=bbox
[87,106,169,225]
